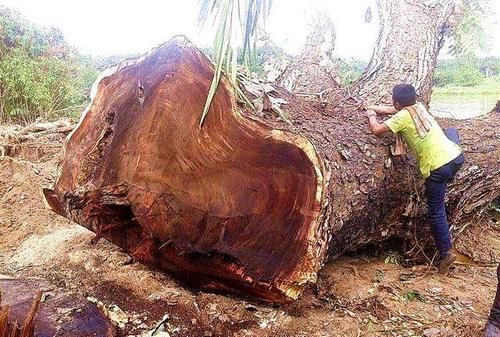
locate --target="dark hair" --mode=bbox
[392,84,416,107]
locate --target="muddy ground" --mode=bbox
[0,126,498,337]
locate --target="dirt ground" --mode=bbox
[0,126,498,337]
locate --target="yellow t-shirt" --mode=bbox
[384,104,462,178]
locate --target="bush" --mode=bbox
[433,58,486,88]
[338,58,367,86]
[479,57,500,76]
[0,6,99,123]
[454,66,484,87]
[434,66,455,87]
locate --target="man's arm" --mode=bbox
[366,105,398,115]
[366,110,391,136]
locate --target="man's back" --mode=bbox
[384,103,462,178]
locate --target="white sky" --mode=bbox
[0,0,499,60]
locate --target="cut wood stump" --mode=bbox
[0,277,115,337]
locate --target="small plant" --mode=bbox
[400,290,426,303]
[384,251,403,265]
[488,197,500,225]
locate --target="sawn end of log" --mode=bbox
[44,35,330,303]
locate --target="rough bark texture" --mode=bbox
[492,101,500,113]
[351,0,456,105]
[489,264,500,328]
[276,12,340,99]
[44,36,500,303]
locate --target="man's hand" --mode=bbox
[365,110,391,136]
[365,109,377,118]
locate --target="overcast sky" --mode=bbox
[0,0,499,59]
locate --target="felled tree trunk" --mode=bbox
[43,36,499,303]
[351,0,457,105]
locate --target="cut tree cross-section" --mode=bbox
[44,36,330,303]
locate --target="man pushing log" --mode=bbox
[364,84,465,273]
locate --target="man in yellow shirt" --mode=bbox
[365,84,464,273]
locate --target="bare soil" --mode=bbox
[0,126,498,337]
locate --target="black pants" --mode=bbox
[489,264,500,329]
[424,128,464,256]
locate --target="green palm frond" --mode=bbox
[197,0,273,128]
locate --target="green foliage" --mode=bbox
[449,0,491,58]
[433,57,500,88]
[489,197,500,224]
[434,63,483,87]
[91,53,140,71]
[384,251,402,265]
[338,58,367,86]
[454,65,484,87]
[432,79,500,96]
[400,290,426,303]
[241,39,291,78]
[0,6,99,123]
[479,56,500,75]
[197,0,273,128]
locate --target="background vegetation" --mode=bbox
[0,7,101,122]
[0,7,136,123]
[433,57,500,92]
[250,41,500,90]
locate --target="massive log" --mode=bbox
[43,36,500,303]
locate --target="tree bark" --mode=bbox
[276,11,341,99]
[43,36,499,303]
[351,0,457,105]
[491,101,500,113]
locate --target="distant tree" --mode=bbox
[338,58,368,86]
[433,56,500,87]
[447,0,492,58]
[479,56,500,77]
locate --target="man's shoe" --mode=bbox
[436,251,457,274]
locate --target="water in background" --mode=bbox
[429,93,498,119]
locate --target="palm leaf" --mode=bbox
[199,0,233,128]
[197,0,273,128]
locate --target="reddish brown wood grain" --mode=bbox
[44,36,328,302]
